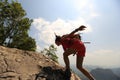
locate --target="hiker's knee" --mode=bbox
[63,52,69,58]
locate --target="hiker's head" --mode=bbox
[55,35,61,46]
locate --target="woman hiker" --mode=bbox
[55,25,95,80]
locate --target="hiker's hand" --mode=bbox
[78,25,86,31]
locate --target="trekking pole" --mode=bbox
[83,42,91,44]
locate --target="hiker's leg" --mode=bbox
[76,56,95,80]
[63,48,76,69]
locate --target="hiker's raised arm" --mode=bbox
[70,25,86,35]
[63,25,86,38]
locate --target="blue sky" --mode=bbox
[17,0,120,68]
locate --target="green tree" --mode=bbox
[41,44,59,63]
[0,0,36,51]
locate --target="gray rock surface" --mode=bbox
[0,46,81,80]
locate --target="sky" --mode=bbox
[17,0,120,68]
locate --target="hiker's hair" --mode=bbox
[55,35,61,42]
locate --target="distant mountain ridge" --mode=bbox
[91,68,120,80]
[71,65,120,80]
[111,68,120,77]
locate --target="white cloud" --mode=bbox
[30,18,120,68]
[31,18,120,68]
[31,18,92,51]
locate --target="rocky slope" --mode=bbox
[0,46,81,80]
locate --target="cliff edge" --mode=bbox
[0,46,81,80]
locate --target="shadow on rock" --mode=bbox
[35,66,71,80]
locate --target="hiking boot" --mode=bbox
[64,68,71,80]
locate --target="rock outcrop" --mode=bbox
[0,46,81,80]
